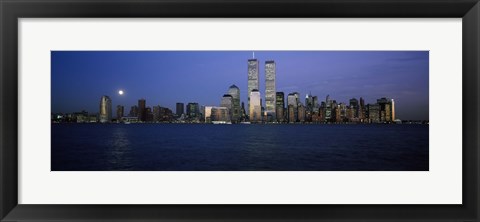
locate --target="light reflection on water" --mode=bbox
[106,127,133,170]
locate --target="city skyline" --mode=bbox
[52,51,429,120]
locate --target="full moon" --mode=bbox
[118,90,124,95]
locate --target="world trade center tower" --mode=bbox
[247,58,259,118]
[265,60,276,121]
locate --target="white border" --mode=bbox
[19,18,462,204]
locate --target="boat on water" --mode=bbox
[239,122,251,124]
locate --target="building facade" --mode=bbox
[265,60,276,121]
[227,85,241,122]
[275,92,285,122]
[99,95,112,123]
[138,98,146,122]
[247,59,259,116]
[176,103,184,117]
[249,90,261,123]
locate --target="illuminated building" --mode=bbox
[275,92,285,122]
[249,90,261,123]
[211,107,230,123]
[187,102,200,119]
[220,94,233,120]
[247,58,259,114]
[99,95,112,123]
[227,85,241,122]
[265,60,276,121]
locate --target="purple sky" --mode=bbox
[52,51,429,120]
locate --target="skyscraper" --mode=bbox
[116,105,124,120]
[349,98,359,118]
[138,98,146,122]
[275,92,285,122]
[391,99,395,121]
[187,102,200,119]
[287,92,299,122]
[249,90,261,123]
[129,105,138,117]
[99,95,112,123]
[359,97,366,121]
[220,94,233,121]
[265,60,276,121]
[247,59,259,115]
[176,103,184,117]
[227,85,241,122]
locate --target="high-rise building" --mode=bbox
[312,96,319,113]
[153,105,161,122]
[265,60,276,121]
[298,105,306,122]
[287,92,299,122]
[187,102,200,119]
[227,85,241,122]
[349,98,359,118]
[391,99,395,121]
[220,94,233,120]
[249,90,261,123]
[116,105,124,120]
[145,107,153,122]
[204,106,214,123]
[176,103,184,117]
[275,92,285,122]
[99,96,112,123]
[368,104,381,123]
[129,105,138,117]
[288,105,295,123]
[359,97,366,121]
[247,59,259,115]
[325,95,332,122]
[138,98,146,122]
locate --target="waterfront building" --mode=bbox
[187,102,200,119]
[249,90,262,123]
[145,107,153,122]
[99,95,112,123]
[368,104,381,123]
[227,85,241,122]
[211,107,230,123]
[335,105,342,122]
[325,95,332,122]
[312,96,319,113]
[204,106,213,123]
[220,94,233,120]
[391,99,396,121]
[298,105,306,123]
[153,105,161,122]
[349,98,359,118]
[287,92,299,122]
[176,103,184,117]
[377,97,395,123]
[265,61,276,121]
[359,97,366,122]
[288,105,295,123]
[247,58,259,114]
[116,105,124,121]
[275,92,285,122]
[129,105,138,117]
[138,98,146,122]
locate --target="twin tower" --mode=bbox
[247,58,276,123]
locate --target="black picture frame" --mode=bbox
[1,0,479,221]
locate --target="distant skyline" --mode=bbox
[51,51,429,120]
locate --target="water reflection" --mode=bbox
[106,127,133,169]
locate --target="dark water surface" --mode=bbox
[51,124,429,171]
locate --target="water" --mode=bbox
[51,124,429,171]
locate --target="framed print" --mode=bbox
[1,0,479,221]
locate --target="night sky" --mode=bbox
[51,51,429,120]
